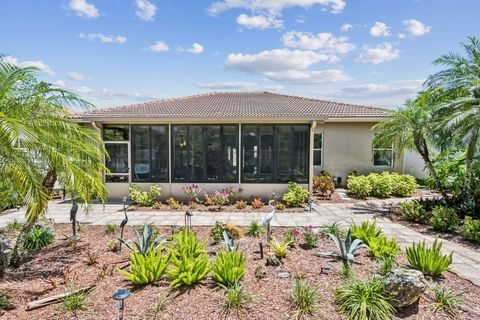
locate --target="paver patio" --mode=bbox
[2,198,480,286]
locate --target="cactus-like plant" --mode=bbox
[119,223,165,255]
[315,229,366,264]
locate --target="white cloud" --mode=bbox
[149,41,170,53]
[68,0,99,19]
[236,14,283,29]
[79,33,127,43]
[71,86,161,101]
[370,22,390,37]
[355,42,400,64]
[403,19,432,37]
[53,80,67,88]
[282,31,355,54]
[187,43,204,54]
[5,56,55,76]
[67,72,87,81]
[135,0,157,21]
[340,23,352,32]
[208,0,347,15]
[398,33,406,39]
[225,48,350,83]
[196,80,283,91]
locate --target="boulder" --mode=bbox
[277,271,290,279]
[254,266,267,279]
[266,256,281,267]
[383,268,427,307]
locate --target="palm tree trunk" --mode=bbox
[463,130,479,199]
[415,138,449,199]
[42,170,57,196]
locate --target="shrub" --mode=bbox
[0,291,14,311]
[83,248,101,266]
[399,201,428,223]
[6,219,22,232]
[118,248,171,285]
[166,197,181,209]
[167,229,210,287]
[302,225,320,248]
[347,175,372,198]
[406,239,453,276]
[283,182,309,207]
[368,173,393,198]
[222,185,243,204]
[350,221,383,246]
[183,184,201,203]
[24,225,55,250]
[269,237,291,258]
[235,200,247,209]
[107,240,121,252]
[275,202,286,210]
[251,198,264,209]
[247,220,265,237]
[204,190,229,207]
[104,223,117,235]
[290,278,319,319]
[391,173,417,196]
[210,221,225,243]
[212,251,246,287]
[462,216,480,243]
[431,285,464,316]
[378,256,396,275]
[152,201,162,209]
[224,224,245,240]
[313,174,335,197]
[368,236,399,259]
[129,184,161,206]
[221,282,254,311]
[321,222,345,237]
[61,289,90,313]
[284,228,302,245]
[429,206,460,232]
[335,277,395,320]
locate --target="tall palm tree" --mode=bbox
[0,61,108,266]
[427,37,480,199]
[372,91,449,198]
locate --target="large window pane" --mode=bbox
[103,125,129,141]
[132,125,168,182]
[223,126,239,182]
[313,133,322,166]
[105,144,128,173]
[291,126,309,182]
[373,150,393,166]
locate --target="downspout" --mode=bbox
[309,121,317,194]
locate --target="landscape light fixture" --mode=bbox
[185,209,193,233]
[307,197,313,212]
[119,196,129,253]
[70,199,80,241]
[112,288,131,320]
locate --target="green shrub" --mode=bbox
[406,239,452,276]
[429,206,460,232]
[282,182,309,207]
[368,173,393,198]
[210,221,225,243]
[350,221,383,246]
[104,223,117,235]
[321,222,345,237]
[24,225,55,250]
[290,278,319,319]
[431,285,464,316]
[167,229,210,287]
[0,291,14,311]
[391,173,417,196]
[302,225,320,248]
[61,289,91,313]
[378,256,396,275]
[347,175,371,198]
[6,219,22,232]
[335,277,395,320]
[129,184,161,206]
[221,282,254,311]
[462,216,480,243]
[0,183,22,211]
[313,174,335,196]
[247,220,264,237]
[212,251,246,287]
[368,236,400,259]
[269,237,291,258]
[118,248,171,284]
[399,201,428,223]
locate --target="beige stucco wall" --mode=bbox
[314,121,404,185]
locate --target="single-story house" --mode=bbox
[76,92,421,200]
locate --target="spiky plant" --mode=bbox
[247,220,265,237]
[316,229,367,264]
[290,278,319,319]
[350,221,383,246]
[406,239,453,276]
[212,251,246,287]
[119,223,165,255]
[431,285,464,316]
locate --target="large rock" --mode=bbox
[383,268,427,307]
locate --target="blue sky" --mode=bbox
[2,0,478,108]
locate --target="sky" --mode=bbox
[1,0,478,109]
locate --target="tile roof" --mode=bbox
[77,92,391,120]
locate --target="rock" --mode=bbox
[266,256,281,267]
[383,268,427,307]
[255,266,267,279]
[224,224,245,240]
[277,271,290,279]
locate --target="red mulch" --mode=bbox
[1,225,479,319]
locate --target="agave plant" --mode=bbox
[315,229,366,264]
[119,223,165,255]
[222,231,240,252]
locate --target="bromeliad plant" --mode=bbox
[118,247,171,285]
[316,229,367,264]
[368,236,400,259]
[350,221,383,246]
[119,223,165,255]
[212,250,246,287]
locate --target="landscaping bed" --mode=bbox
[0,224,479,319]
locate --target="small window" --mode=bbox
[103,125,129,141]
[373,149,393,166]
[313,133,323,166]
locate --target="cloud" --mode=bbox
[79,33,127,43]
[370,22,390,37]
[340,23,352,32]
[135,0,157,21]
[53,80,67,88]
[225,48,350,83]
[183,43,204,54]
[236,14,283,29]
[4,56,54,76]
[71,86,161,101]
[196,80,283,91]
[355,42,400,64]
[403,19,431,37]
[68,0,99,19]
[148,41,170,53]
[398,33,406,39]
[282,31,355,54]
[67,72,88,81]
[208,0,347,15]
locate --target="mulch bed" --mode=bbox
[1,225,479,319]
[129,204,308,213]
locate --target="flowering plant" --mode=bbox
[204,190,229,207]
[303,225,320,248]
[183,184,201,202]
[222,185,244,204]
[284,227,302,246]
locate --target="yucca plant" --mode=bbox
[118,248,171,285]
[406,239,453,276]
[221,282,254,311]
[368,236,400,259]
[167,229,210,288]
[431,285,464,316]
[24,225,55,250]
[119,223,165,255]
[350,221,383,246]
[269,237,291,258]
[290,278,319,319]
[316,229,366,264]
[335,277,395,320]
[212,251,246,287]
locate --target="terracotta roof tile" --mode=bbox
[77,92,391,120]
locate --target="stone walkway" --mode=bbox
[1,198,480,286]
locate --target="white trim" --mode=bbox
[313,132,324,168]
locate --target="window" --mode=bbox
[373,138,394,167]
[104,125,129,183]
[171,125,239,183]
[132,125,169,182]
[313,133,323,166]
[242,125,309,183]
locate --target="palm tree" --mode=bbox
[426,37,480,199]
[372,91,449,198]
[0,61,108,266]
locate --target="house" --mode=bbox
[76,92,415,200]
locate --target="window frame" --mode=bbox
[372,147,394,167]
[313,132,323,167]
[103,124,131,183]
